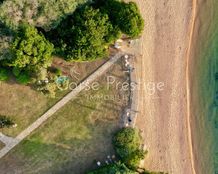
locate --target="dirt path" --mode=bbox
[0,53,123,159]
[131,0,196,173]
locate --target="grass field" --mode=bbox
[0,61,128,174]
[0,57,106,137]
[0,141,5,150]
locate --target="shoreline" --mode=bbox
[185,0,197,173]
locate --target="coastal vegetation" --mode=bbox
[0,64,129,173]
[0,0,144,97]
[88,127,166,174]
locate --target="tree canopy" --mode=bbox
[87,163,137,174]
[49,6,120,61]
[113,127,145,169]
[6,24,54,71]
[94,0,144,38]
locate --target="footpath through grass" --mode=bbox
[0,57,106,137]
[0,62,129,174]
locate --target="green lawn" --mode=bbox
[0,57,106,137]
[0,62,129,174]
[0,141,5,150]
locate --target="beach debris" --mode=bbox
[44,78,49,83]
[12,123,17,128]
[97,161,101,166]
[114,42,121,49]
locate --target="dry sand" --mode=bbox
[129,0,197,173]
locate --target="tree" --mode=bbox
[87,163,137,174]
[113,127,146,169]
[49,6,120,61]
[113,127,141,159]
[6,24,54,71]
[117,2,144,38]
[94,0,144,38]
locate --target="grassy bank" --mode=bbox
[0,61,129,174]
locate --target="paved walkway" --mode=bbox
[0,133,18,145]
[0,52,123,159]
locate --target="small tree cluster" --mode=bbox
[113,127,146,170]
[46,0,144,61]
[48,6,119,61]
[94,0,144,38]
[0,115,14,128]
[87,162,137,174]
[87,128,166,174]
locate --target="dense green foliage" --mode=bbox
[94,0,144,38]
[16,71,31,84]
[113,127,145,169]
[49,6,120,61]
[0,0,89,29]
[46,0,144,61]
[0,68,9,81]
[87,128,165,174]
[0,115,14,128]
[87,163,137,174]
[5,24,53,71]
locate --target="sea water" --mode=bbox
[190,0,218,173]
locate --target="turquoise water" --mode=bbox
[191,1,218,173]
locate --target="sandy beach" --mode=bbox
[130,0,197,173]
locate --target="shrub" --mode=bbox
[35,67,48,81]
[87,162,137,174]
[7,24,54,71]
[36,82,57,98]
[0,115,14,128]
[113,127,141,159]
[16,72,31,84]
[113,127,146,169]
[124,149,146,170]
[0,68,9,81]
[12,67,21,77]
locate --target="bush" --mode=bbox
[113,127,141,159]
[113,127,146,169]
[16,72,31,84]
[12,67,21,77]
[124,149,145,170]
[7,24,54,71]
[36,82,57,98]
[87,162,137,174]
[0,115,14,128]
[0,68,9,81]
